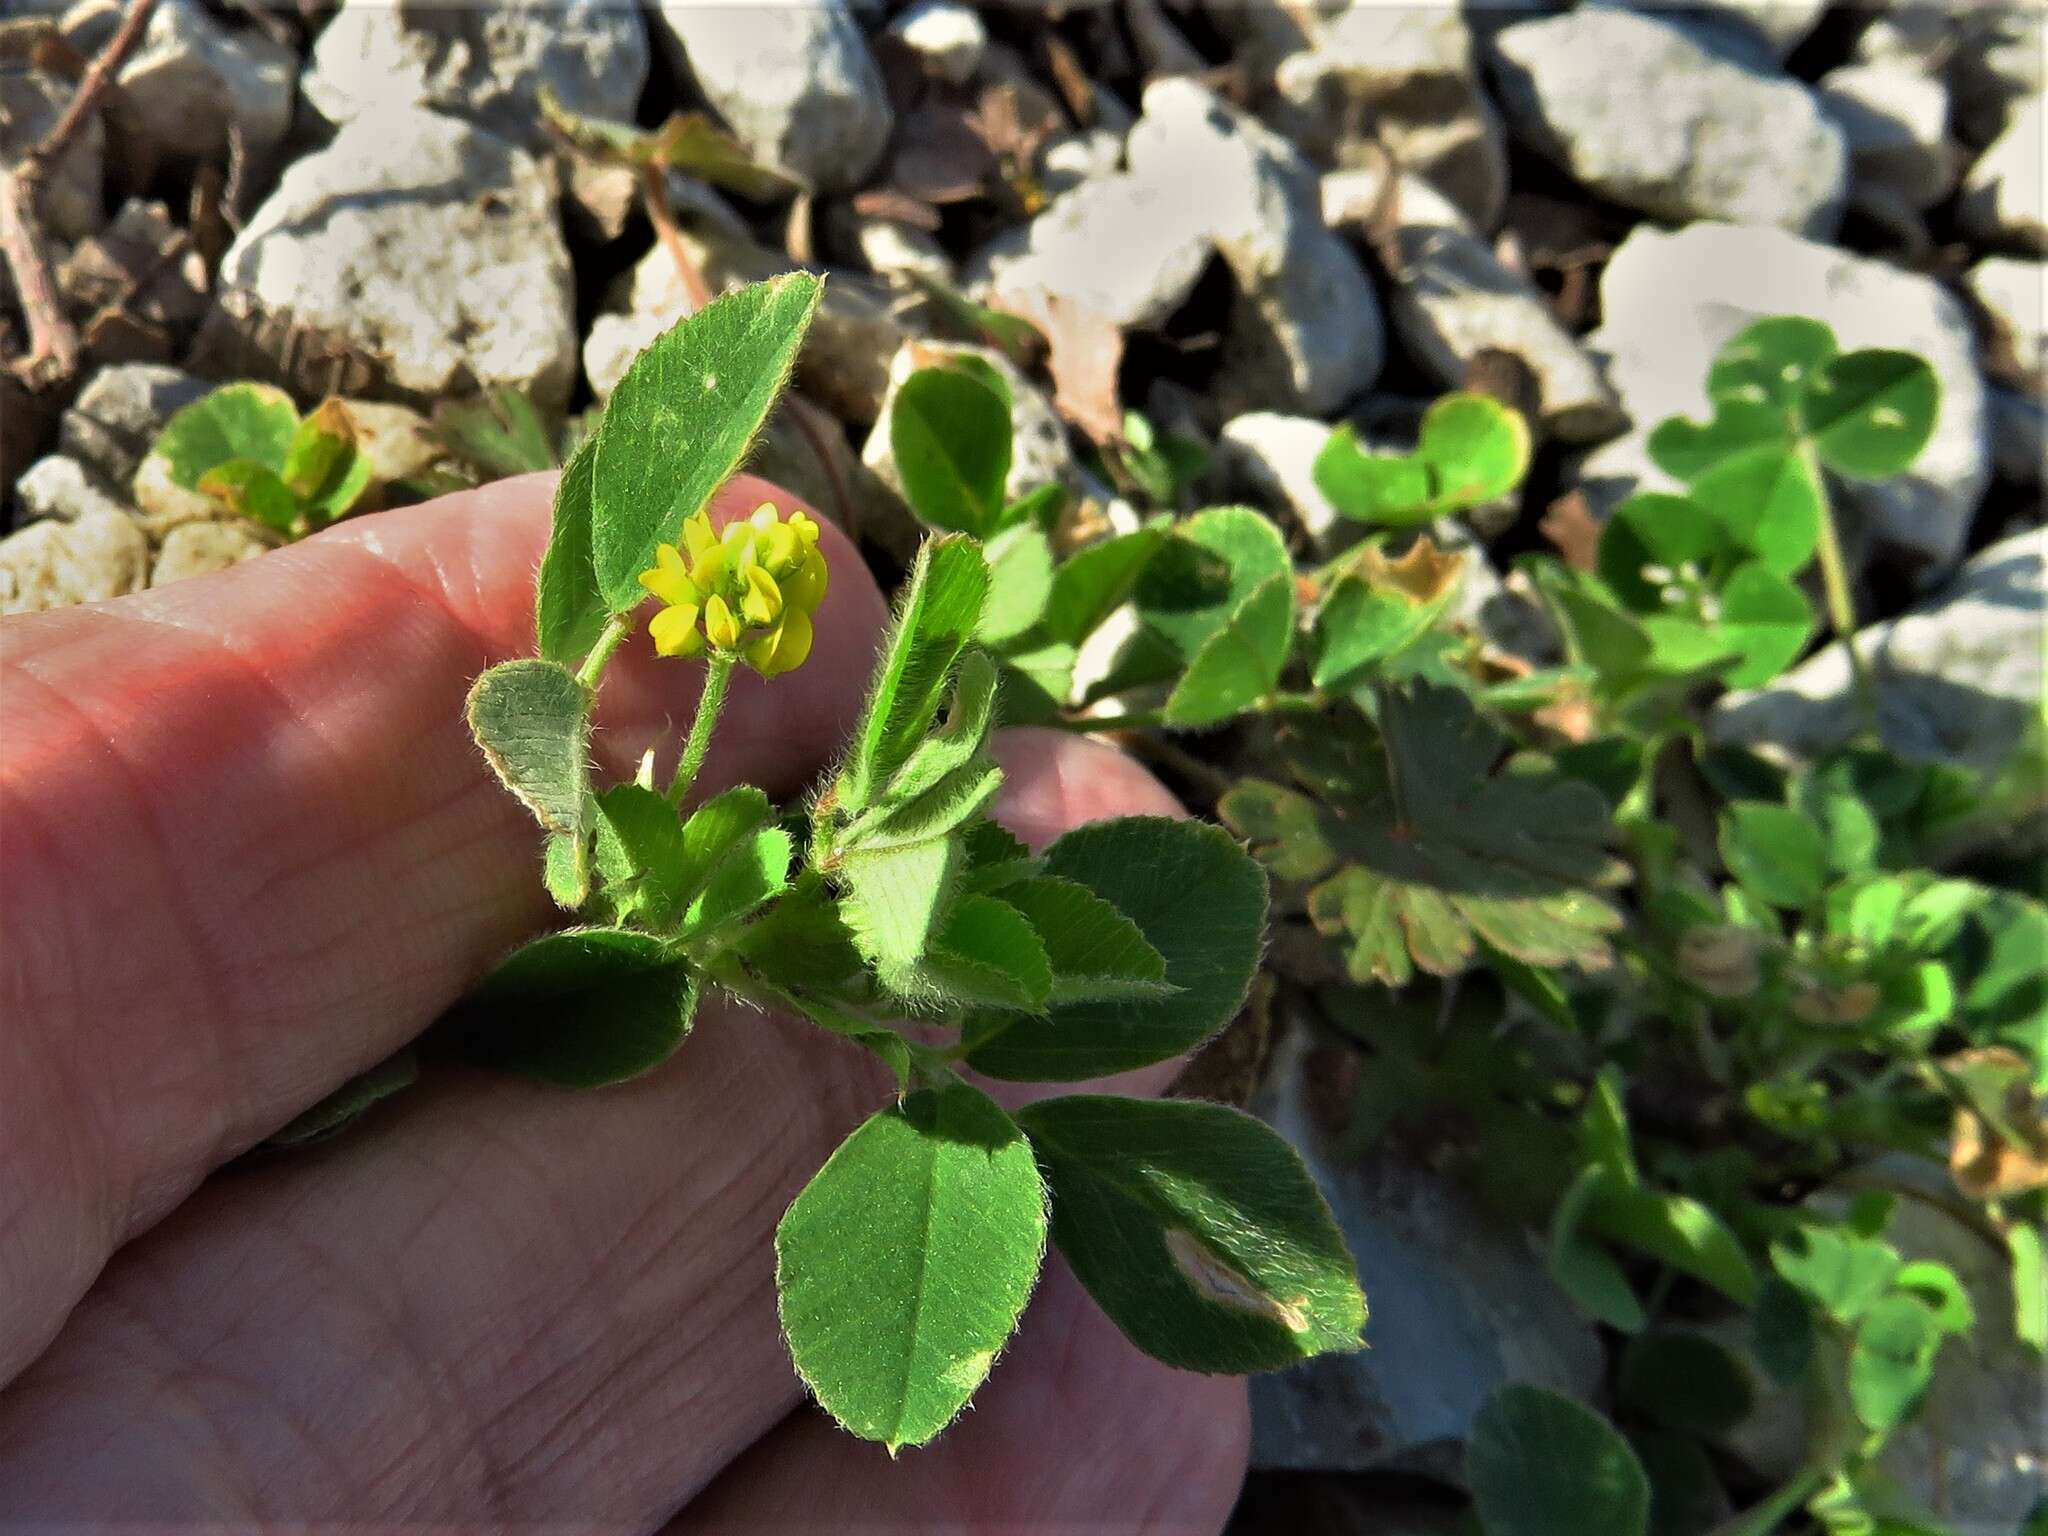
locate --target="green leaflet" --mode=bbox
[996,876,1173,1005]
[679,828,791,941]
[1801,349,1940,478]
[1467,1385,1649,1536]
[1720,800,1828,910]
[1019,1095,1364,1371]
[280,401,371,521]
[465,659,591,839]
[1042,527,1165,647]
[838,835,965,997]
[268,1049,419,1147]
[776,1079,1047,1452]
[890,365,1014,538]
[978,524,1055,646]
[156,382,299,490]
[838,537,992,814]
[535,431,606,665]
[590,274,822,609]
[1134,506,1291,661]
[1313,393,1529,525]
[197,459,301,533]
[968,817,1266,1080]
[923,893,1052,1011]
[1163,573,1294,728]
[442,926,699,1087]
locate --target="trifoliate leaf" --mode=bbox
[593,782,686,921]
[1467,1386,1650,1536]
[967,817,1266,1081]
[466,659,591,838]
[1221,685,1627,985]
[1770,1225,1901,1325]
[156,382,299,489]
[590,274,822,609]
[996,876,1173,1005]
[1596,493,1729,613]
[776,1079,1047,1451]
[442,926,698,1087]
[1133,506,1291,662]
[1018,1095,1364,1372]
[838,835,964,996]
[1718,562,1814,688]
[1848,1294,1942,1431]
[1705,316,1839,413]
[890,366,1014,538]
[680,827,791,941]
[1315,425,1434,526]
[1689,442,1825,576]
[1312,538,1465,691]
[1413,392,1530,510]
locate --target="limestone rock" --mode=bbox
[650,0,890,193]
[1126,79,1385,414]
[1816,60,1958,211]
[1968,255,2045,387]
[304,0,649,152]
[0,507,149,614]
[207,108,578,410]
[884,0,986,86]
[1490,8,1847,237]
[1712,529,2046,775]
[102,0,296,169]
[150,519,271,587]
[1,69,104,241]
[1959,92,2047,254]
[14,455,132,525]
[58,363,209,488]
[1271,4,1508,229]
[1324,168,1620,443]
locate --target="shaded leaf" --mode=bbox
[997,875,1173,1005]
[268,1049,418,1147]
[1467,1385,1649,1536]
[891,366,1013,537]
[1019,1095,1365,1371]
[1163,573,1293,727]
[156,382,298,488]
[1720,801,1827,910]
[979,524,1055,646]
[1801,349,1940,478]
[197,458,301,532]
[443,927,698,1087]
[535,432,607,664]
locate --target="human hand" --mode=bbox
[0,474,1250,1528]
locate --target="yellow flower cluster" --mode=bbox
[638,503,828,677]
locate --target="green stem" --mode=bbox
[576,615,631,690]
[667,652,734,807]
[1807,456,1878,734]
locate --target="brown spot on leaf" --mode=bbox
[1164,1229,1310,1332]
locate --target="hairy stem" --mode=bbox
[575,614,631,690]
[668,652,734,807]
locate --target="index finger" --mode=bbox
[0,472,888,1387]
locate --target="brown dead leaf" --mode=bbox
[849,187,943,231]
[990,287,1125,446]
[1944,1045,2048,1200]
[1540,490,1602,572]
[1357,533,1465,605]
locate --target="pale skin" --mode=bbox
[0,473,1252,1528]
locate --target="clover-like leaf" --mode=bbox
[1705,316,1840,414]
[442,926,699,1087]
[1162,573,1293,728]
[466,659,591,839]
[776,1079,1047,1451]
[1718,561,1814,688]
[1312,537,1465,691]
[996,876,1173,1006]
[891,366,1014,538]
[1689,442,1825,576]
[1467,1386,1650,1536]
[1222,684,1627,985]
[535,432,607,665]
[1413,392,1530,510]
[156,382,299,490]
[978,524,1055,646]
[590,274,822,609]
[197,458,301,533]
[1018,1095,1365,1371]
[1314,425,1433,526]
[1041,526,1166,647]
[967,817,1266,1081]
[280,399,372,522]
[1596,493,1729,613]
[1720,800,1827,910]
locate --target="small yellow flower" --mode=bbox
[637,501,831,676]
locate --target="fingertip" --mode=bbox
[992,727,1186,852]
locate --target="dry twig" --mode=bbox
[1,0,160,384]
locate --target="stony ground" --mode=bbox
[1,0,2043,1528]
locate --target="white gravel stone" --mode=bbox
[1126,78,1385,414]
[213,108,579,410]
[1959,92,2047,254]
[0,507,149,614]
[1271,3,1507,229]
[14,455,131,524]
[1,69,103,241]
[1324,167,1621,443]
[304,0,649,151]
[885,0,986,86]
[1216,411,1346,551]
[1816,59,1958,210]
[1587,221,1989,571]
[1714,529,2046,777]
[1490,7,1847,237]
[1968,255,2045,386]
[110,0,295,167]
[58,363,209,487]
[650,0,891,193]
